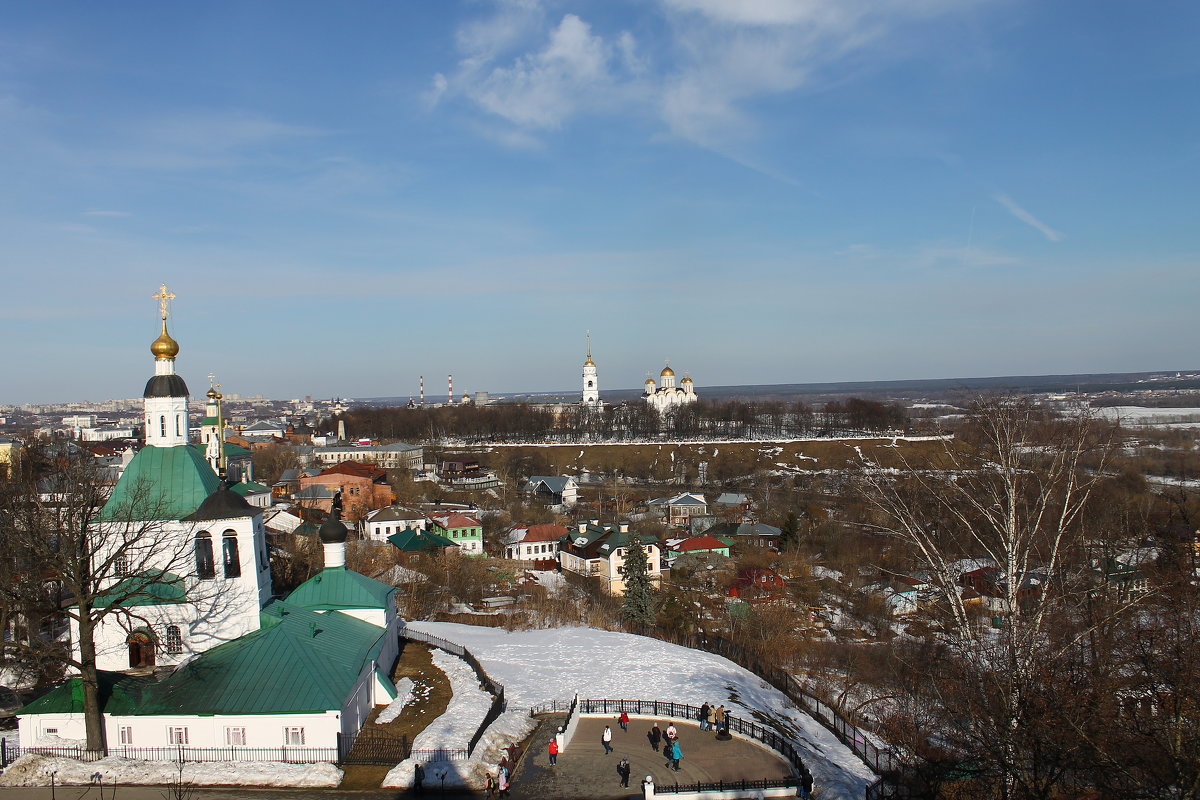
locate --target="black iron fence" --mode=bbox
[652,777,800,795]
[0,741,337,767]
[578,699,809,778]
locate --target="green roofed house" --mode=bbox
[387,527,459,557]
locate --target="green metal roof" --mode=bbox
[287,567,396,612]
[101,445,221,521]
[387,528,458,552]
[132,602,387,715]
[18,672,152,716]
[231,480,271,496]
[93,571,187,608]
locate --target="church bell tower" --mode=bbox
[143,284,190,448]
[582,333,600,408]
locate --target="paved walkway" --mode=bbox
[516,716,793,799]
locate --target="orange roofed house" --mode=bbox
[298,461,394,521]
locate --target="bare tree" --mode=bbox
[858,398,1120,798]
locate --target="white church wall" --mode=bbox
[105,711,342,750]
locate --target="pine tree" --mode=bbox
[620,538,657,628]
[779,511,800,550]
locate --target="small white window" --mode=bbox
[119,726,133,745]
[113,556,130,577]
[168,726,189,745]
[225,727,247,746]
[283,727,305,746]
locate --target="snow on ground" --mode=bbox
[0,753,341,788]
[1095,406,1200,426]
[377,677,416,724]
[404,622,877,799]
[485,435,949,448]
[382,650,536,790]
[527,569,568,592]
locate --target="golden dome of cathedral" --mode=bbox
[660,365,675,377]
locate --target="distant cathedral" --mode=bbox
[644,362,698,413]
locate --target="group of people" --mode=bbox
[645,720,684,771]
[698,701,729,734]
[483,761,511,799]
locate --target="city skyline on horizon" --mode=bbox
[2,2,1197,404]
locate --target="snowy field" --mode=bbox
[482,435,948,448]
[405,622,877,799]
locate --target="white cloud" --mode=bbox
[441,13,641,135]
[993,192,1064,242]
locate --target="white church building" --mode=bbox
[19,286,401,755]
[644,363,698,414]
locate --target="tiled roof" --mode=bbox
[100,445,220,521]
[673,536,728,552]
[287,567,397,612]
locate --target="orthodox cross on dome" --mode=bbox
[152,284,176,321]
[586,330,591,360]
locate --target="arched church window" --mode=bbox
[163,625,183,655]
[222,530,241,578]
[195,532,215,579]
[160,416,167,438]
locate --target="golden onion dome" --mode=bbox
[206,387,219,399]
[660,365,675,377]
[585,356,595,366]
[150,320,180,360]
[681,376,693,384]
[645,377,655,385]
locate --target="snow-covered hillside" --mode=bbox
[406,622,876,799]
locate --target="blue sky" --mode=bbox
[2,0,1197,404]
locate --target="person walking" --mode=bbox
[602,725,614,754]
[665,722,678,743]
[668,739,683,772]
[714,705,726,734]
[700,702,711,731]
[497,766,510,799]
[800,767,814,799]
[706,704,717,732]
[548,736,559,766]
[617,757,631,788]
[647,724,662,752]
[619,711,629,732]
[484,773,498,800]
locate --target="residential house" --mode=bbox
[363,506,429,542]
[667,535,731,564]
[704,521,782,549]
[525,476,579,507]
[503,524,567,568]
[648,492,708,527]
[299,461,394,521]
[230,479,272,509]
[386,528,459,560]
[557,521,662,596]
[729,566,786,602]
[428,513,484,556]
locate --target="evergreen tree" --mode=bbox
[620,538,657,628]
[779,511,800,550]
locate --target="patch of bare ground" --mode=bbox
[338,642,454,789]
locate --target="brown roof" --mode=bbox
[674,535,727,552]
[319,461,388,481]
[519,524,568,544]
[432,513,482,530]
